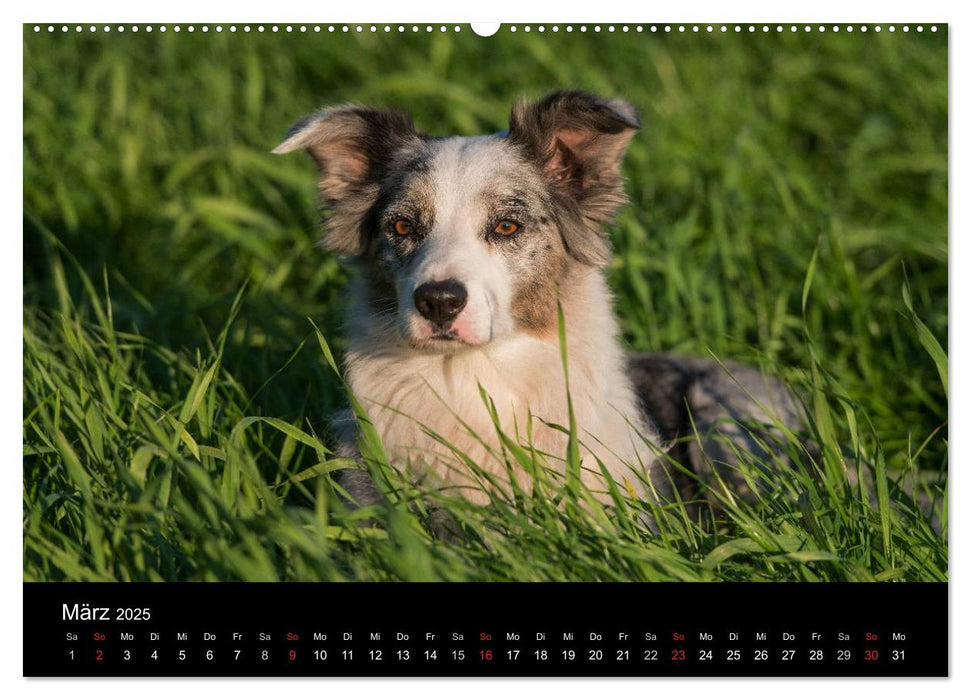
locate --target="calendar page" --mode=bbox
[22,19,948,677]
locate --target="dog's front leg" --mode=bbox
[327,408,383,508]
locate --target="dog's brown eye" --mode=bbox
[494,220,519,236]
[393,219,414,236]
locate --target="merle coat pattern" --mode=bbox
[274,91,805,511]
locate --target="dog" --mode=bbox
[274,91,806,512]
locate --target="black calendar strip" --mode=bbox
[23,582,947,677]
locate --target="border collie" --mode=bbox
[274,91,804,509]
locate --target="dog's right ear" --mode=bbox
[507,91,640,266]
[273,105,418,255]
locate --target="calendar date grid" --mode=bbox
[61,625,912,672]
[25,582,946,677]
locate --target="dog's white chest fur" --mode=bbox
[343,272,662,504]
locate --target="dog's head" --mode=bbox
[274,91,639,351]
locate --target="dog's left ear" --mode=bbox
[507,91,640,266]
[272,105,419,255]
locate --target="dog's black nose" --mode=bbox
[413,279,468,327]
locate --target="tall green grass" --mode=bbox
[23,26,947,582]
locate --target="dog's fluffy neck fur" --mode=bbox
[342,264,661,504]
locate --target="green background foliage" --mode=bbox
[23,25,947,582]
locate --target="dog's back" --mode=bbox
[628,353,809,506]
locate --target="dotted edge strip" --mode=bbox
[31,24,941,35]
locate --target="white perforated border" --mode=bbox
[29,24,464,33]
[504,24,939,34]
[29,23,942,35]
